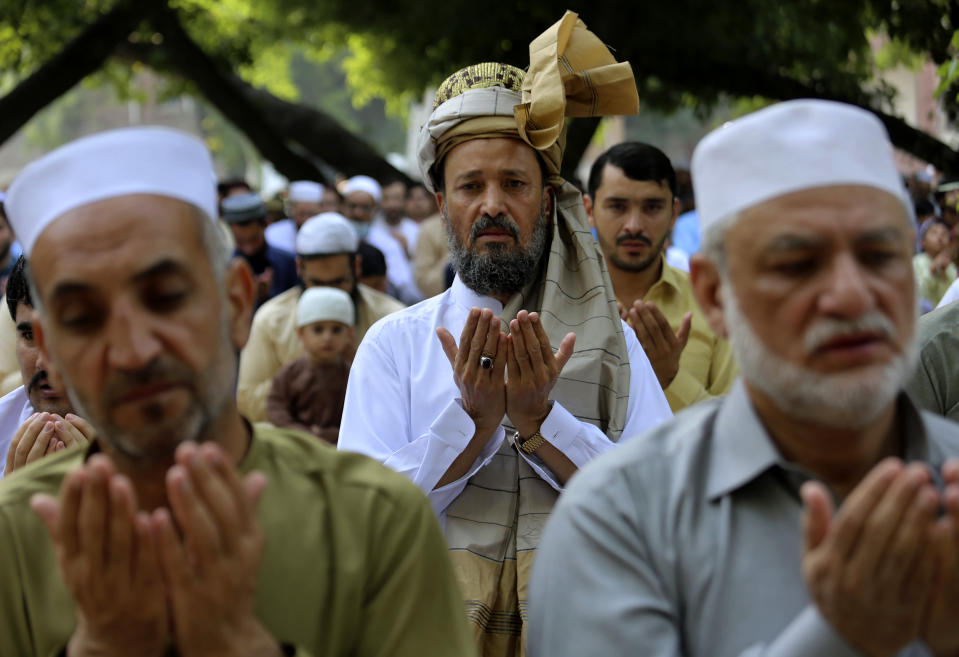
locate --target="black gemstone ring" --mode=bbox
[479,354,494,370]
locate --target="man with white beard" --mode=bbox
[528,99,959,657]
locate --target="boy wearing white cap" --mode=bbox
[267,287,355,444]
[529,100,959,657]
[0,127,476,657]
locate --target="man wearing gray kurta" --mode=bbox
[529,100,959,657]
[528,384,959,656]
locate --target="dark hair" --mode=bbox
[587,142,677,199]
[217,178,252,198]
[358,242,387,277]
[6,256,30,322]
[915,199,935,217]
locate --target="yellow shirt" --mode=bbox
[237,284,405,422]
[0,425,477,657]
[632,259,737,412]
[413,213,450,299]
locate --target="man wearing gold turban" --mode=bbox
[338,11,672,656]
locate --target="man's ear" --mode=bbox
[224,257,256,350]
[583,194,595,227]
[689,254,728,338]
[434,190,446,219]
[669,197,680,231]
[353,254,363,280]
[295,256,303,279]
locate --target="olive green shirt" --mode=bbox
[0,424,476,657]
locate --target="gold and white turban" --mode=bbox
[416,10,639,191]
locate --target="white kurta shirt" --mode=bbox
[367,220,423,305]
[0,386,33,478]
[338,276,672,519]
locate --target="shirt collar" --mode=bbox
[645,253,683,296]
[706,380,784,501]
[449,274,504,314]
[706,381,947,501]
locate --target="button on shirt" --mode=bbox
[528,381,959,657]
[338,276,672,520]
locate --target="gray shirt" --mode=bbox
[906,301,959,421]
[528,381,959,657]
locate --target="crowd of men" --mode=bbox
[0,9,958,657]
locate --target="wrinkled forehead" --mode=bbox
[30,194,209,294]
[729,184,913,247]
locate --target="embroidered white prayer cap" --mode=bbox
[296,286,355,327]
[691,99,911,232]
[288,180,324,203]
[342,175,382,203]
[295,212,358,256]
[6,126,216,256]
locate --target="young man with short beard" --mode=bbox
[585,142,737,411]
[529,100,959,657]
[338,12,671,656]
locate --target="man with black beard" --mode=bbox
[585,142,736,412]
[0,256,93,476]
[338,12,671,655]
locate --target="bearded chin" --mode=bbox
[721,284,918,430]
[445,196,551,297]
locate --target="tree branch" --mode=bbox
[0,0,150,145]
[150,6,327,182]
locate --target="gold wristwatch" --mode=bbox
[515,430,546,455]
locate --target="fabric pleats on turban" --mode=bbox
[415,11,640,656]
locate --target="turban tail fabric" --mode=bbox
[416,11,638,656]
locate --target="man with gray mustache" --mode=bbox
[529,99,959,657]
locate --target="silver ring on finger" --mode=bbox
[479,353,494,370]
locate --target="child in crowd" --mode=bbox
[267,287,354,444]
[914,218,957,311]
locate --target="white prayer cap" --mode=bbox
[342,175,382,203]
[288,180,324,203]
[296,286,355,327]
[295,212,358,255]
[691,99,911,232]
[6,126,216,256]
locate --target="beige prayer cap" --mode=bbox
[416,10,639,192]
[692,99,912,232]
[6,126,217,255]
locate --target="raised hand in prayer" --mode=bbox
[921,458,959,656]
[800,459,938,657]
[505,310,575,438]
[31,454,169,657]
[626,300,692,390]
[435,307,508,489]
[6,413,60,474]
[151,441,278,657]
[437,307,508,435]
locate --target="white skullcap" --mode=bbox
[296,286,355,327]
[691,99,911,232]
[295,212,358,255]
[342,175,382,203]
[6,126,217,256]
[288,180,324,203]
